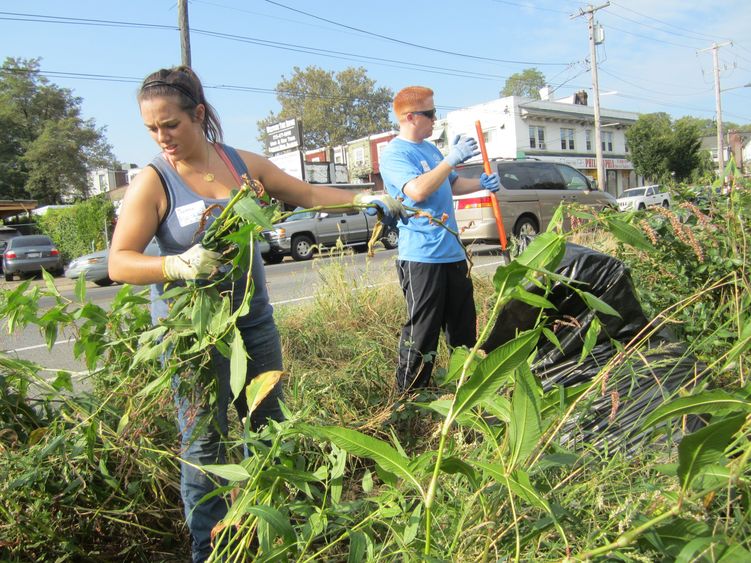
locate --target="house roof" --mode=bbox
[519,99,639,125]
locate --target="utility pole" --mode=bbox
[178,0,192,67]
[698,41,732,184]
[572,2,609,192]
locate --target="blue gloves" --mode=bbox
[354,193,409,227]
[480,172,500,193]
[444,134,480,167]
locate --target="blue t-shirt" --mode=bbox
[379,137,465,263]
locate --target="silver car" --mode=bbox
[3,235,63,281]
[65,249,113,286]
[453,160,617,241]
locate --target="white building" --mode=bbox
[444,93,641,196]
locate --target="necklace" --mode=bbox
[203,142,215,182]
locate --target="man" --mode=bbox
[379,85,500,392]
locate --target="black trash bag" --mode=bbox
[482,241,703,453]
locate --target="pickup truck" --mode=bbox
[617,185,671,211]
[261,207,399,263]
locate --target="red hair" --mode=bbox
[393,86,434,116]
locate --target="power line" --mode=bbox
[609,1,731,43]
[260,0,570,66]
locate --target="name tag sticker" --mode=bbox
[175,200,206,228]
[420,160,431,173]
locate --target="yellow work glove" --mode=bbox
[162,244,222,281]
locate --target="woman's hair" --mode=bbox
[393,86,434,117]
[138,66,223,143]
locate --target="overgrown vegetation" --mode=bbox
[33,196,115,262]
[1,183,749,561]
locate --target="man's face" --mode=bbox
[410,96,436,140]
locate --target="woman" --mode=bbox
[108,66,404,562]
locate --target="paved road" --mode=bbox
[1,244,506,381]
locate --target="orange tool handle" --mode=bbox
[474,120,508,251]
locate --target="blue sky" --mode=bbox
[2,0,750,167]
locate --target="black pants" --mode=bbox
[395,260,476,391]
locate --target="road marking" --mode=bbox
[3,337,75,354]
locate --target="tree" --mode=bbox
[257,66,394,152]
[625,112,710,183]
[0,57,113,204]
[500,68,546,99]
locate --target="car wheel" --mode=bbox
[94,277,115,287]
[513,216,539,238]
[263,253,284,265]
[4,273,12,282]
[638,203,646,210]
[290,235,315,261]
[662,200,669,208]
[381,229,399,249]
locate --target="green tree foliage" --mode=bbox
[500,68,546,99]
[257,66,393,152]
[0,57,114,204]
[35,196,115,261]
[625,112,711,183]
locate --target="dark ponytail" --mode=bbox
[138,66,223,143]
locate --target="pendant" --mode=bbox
[204,173,215,182]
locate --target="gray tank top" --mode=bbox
[148,144,273,329]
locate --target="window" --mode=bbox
[602,131,613,152]
[555,164,590,190]
[585,129,592,151]
[529,126,546,149]
[376,141,389,161]
[353,147,365,165]
[560,128,575,150]
[625,139,630,153]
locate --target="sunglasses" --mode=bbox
[411,108,437,119]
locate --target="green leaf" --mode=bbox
[514,232,566,271]
[75,273,87,303]
[545,203,565,233]
[233,194,275,229]
[510,287,556,310]
[677,414,745,492]
[191,291,211,340]
[440,456,479,487]
[245,505,296,544]
[577,291,621,318]
[492,260,528,298]
[42,269,61,297]
[642,389,751,429]
[403,503,422,545]
[348,531,367,563]
[506,469,552,512]
[203,463,251,482]
[229,326,248,401]
[443,345,474,384]
[135,371,171,398]
[579,316,601,364]
[603,215,653,251]
[306,425,423,495]
[452,329,539,424]
[507,365,542,468]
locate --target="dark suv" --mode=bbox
[452,159,617,241]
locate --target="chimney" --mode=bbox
[574,90,588,105]
[539,85,552,101]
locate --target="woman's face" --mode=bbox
[140,96,204,160]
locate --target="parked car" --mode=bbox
[617,185,671,211]
[65,238,268,285]
[3,235,63,281]
[262,207,398,263]
[452,159,617,241]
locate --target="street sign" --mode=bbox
[265,118,302,154]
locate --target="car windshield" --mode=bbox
[284,208,317,222]
[621,188,646,198]
[10,235,52,248]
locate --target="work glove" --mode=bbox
[162,244,222,281]
[354,193,409,227]
[480,172,500,193]
[444,134,480,167]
